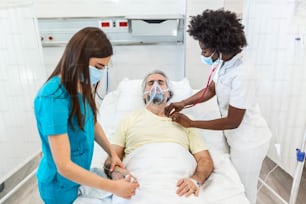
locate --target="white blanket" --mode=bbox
[74,142,249,204]
[112,143,249,204]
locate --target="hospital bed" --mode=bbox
[74,78,250,204]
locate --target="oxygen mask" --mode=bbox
[144,81,169,105]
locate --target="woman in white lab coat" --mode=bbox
[164,9,271,204]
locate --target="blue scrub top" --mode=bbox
[34,76,95,191]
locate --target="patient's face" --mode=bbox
[144,74,170,102]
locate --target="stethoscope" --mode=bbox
[184,55,223,109]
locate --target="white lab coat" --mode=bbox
[213,53,271,204]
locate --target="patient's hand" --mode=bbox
[176,178,199,197]
[111,166,138,184]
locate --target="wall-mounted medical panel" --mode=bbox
[37,15,184,47]
[127,15,182,37]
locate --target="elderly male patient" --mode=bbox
[104,70,214,204]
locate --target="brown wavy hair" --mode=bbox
[47,27,113,130]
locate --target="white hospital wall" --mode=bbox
[243,0,306,177]
[0,1,45,184]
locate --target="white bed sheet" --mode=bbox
[74,78,249,204]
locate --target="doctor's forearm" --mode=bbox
[94,123,115,156]
[190,118,240,130]
[183,88,215,105]
[58,160,116,192]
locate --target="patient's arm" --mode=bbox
[176,150,213,197]
[104,145,138,183]
[191,150,214,184]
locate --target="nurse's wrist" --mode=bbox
[188,120,196,128]
[109,151,120,162]
[102,178,117,192]
[181,99,188,107]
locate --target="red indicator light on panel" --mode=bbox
[101,22,110,27]
[119,22,128,27]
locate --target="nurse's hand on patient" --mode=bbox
[112,178,139,199]
[109,152,124,172]
[164,101,185,117]
[171,112,192,128]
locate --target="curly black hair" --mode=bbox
[187,9,247,55]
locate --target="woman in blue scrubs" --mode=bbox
[34,27,139,204]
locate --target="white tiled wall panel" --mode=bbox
[224,0,243,14]
[244,0,306,177]
[0,2,45,183]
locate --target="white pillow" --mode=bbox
[97,90,120,138]
[115,78,193,112]
[168,78,193,103]
[116,78,144,112]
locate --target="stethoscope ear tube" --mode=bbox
[185,64,220,109]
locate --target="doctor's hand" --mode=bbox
[171,112,192,128]
[176,178,199,197]
[112,178,140,199]
[109,152,124,172]
[164,101,185,117]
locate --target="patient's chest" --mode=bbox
[125,110,190,154]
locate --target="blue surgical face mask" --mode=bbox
[89,65,104,85]
[200,51,216,65]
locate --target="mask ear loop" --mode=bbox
[185,53,222,109]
